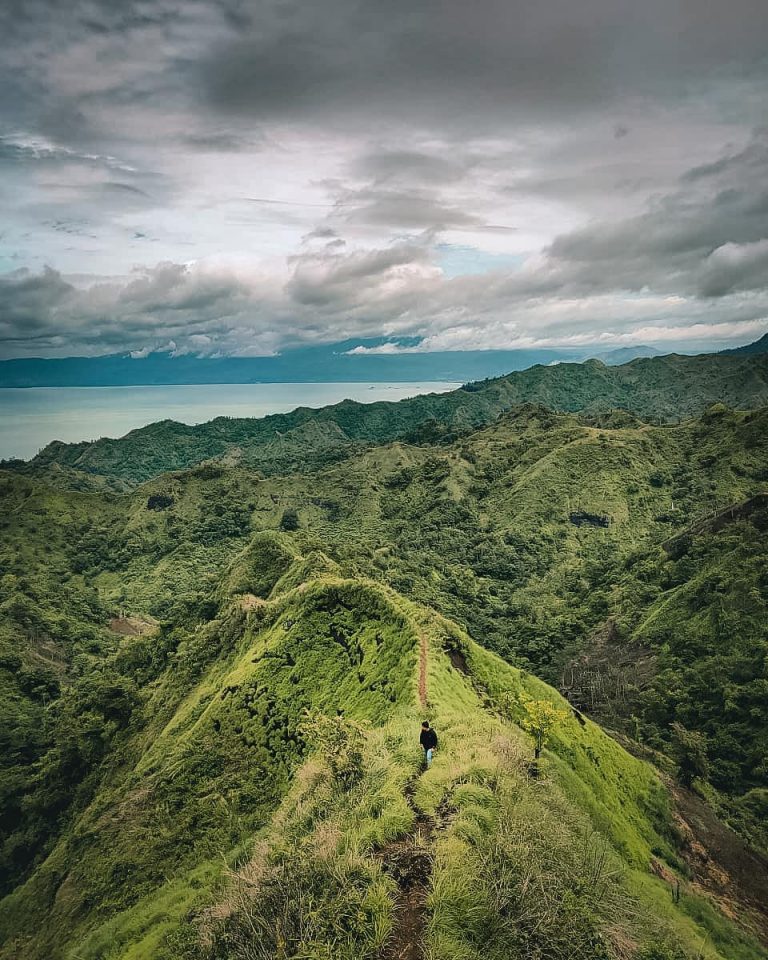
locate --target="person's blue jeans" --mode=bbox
[425,748,433,767]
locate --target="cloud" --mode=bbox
[330,185,488,231]
[352,150,470,186]
[201,0,768,128]
[0,1,767,356]
[0,261,283,357]
[698,239,768,298]
[346,341,422,355]
[180,132,262,152]
[286,242,440,310]
[5,123,768,357]
[3,226,767,359]
[0,266,75,332]
[541,130,768,297]
[0,132,136,172]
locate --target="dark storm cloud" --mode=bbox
[203,0,768,126]
[546,131,768,296]
[0,267,75,330]
[0,261,278,356]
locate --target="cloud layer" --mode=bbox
[1,0,767,357]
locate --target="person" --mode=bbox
[420,720,438,767]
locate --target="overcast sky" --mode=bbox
[1,0,768,358]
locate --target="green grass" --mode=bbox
[1,402,767,959]
[2,569,767,959]
[416,619,767,960]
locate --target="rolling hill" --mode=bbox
[10,345,768,488]
[1,367,767,957]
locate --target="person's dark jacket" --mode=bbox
[420,727,438,750]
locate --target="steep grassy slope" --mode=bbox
[0,568,419,958]
[14,350,768,486]
[1,550,766,960]
[1,404,766,880]
[612,502,768,820]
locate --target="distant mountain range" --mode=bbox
[594,344,663,364]
[0,337,741,388]
[720,332,768,355]
[0,341,582,387]
[12,338,768,486]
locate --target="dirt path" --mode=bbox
[374,628,434,957]
[418,631,428,708]
[377,775,435,960]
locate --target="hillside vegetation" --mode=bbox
[1,553,766,960]
[12,348,768,486]
[1,354,767,957]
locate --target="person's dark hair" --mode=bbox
[422,720,430,728]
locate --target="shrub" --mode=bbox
[147,494,174,511]
[279,507,300,532]
[300,712,367,789]
[637,943,689,960]
[203,842,387,960]
[670,722,709,788]
[518,694,569,761]
[475,798,621,960]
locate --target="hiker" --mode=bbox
[420,721,438,767]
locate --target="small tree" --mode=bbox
[520,694,569,760]
[300,712,366,789]
[279,507,299,532]
[670,721,709,788]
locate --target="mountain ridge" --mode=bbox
[11,347,768,488]
[0,342,584,388]
[2,554,766,959]
[3,333,766,388]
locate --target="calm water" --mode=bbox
[0,382,460,461]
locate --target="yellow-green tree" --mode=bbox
[520,694,569,760]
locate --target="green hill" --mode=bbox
[1,399,767,958]
[14,348,768,487]
[1,559,766,959]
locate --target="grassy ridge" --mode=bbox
[1,405,766,891]
[4,563,764,959]
[0,570,418,958]
[417,627,766,959]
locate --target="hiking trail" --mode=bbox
[377,632,434,959]
[418,630,428,708]
[377,773,435,960]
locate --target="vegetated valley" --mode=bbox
[1,347,768,960]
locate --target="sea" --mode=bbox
[0,381,460,461]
